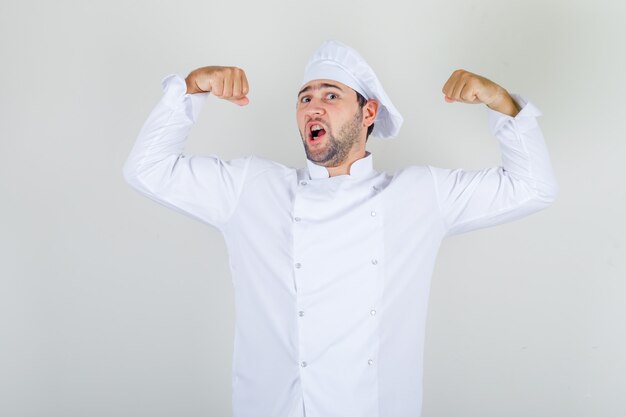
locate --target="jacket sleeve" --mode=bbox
[123,74,251,229]
[428,95,559,237]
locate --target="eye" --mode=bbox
[326,93,338,100]
[300,96,311,104]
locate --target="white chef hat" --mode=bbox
[301,40,403,139]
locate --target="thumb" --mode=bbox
[228,96,249,106]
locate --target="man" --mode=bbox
[124,40,557,417]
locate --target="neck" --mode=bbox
[326,148,368,177]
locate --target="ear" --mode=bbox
[363,99,379,127]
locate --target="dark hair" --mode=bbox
[356,91,375,141]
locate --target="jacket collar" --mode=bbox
[306,152,373,179]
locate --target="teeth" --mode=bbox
[311,125,322,132]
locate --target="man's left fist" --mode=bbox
[442,69,519,116]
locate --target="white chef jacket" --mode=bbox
[123,74,558,417]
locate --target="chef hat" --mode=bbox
[301,40,403,139]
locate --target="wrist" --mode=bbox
[184,75,194,94]
[486,87,519,117]
[185,72,203,95]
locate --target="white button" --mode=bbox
[301,361,308,367]
[370,211,377,217]
[368,359,374,365]
[371,259,378,265]
[299,311,305,317]
[370,310,377,316]
[300,181,308,186]
[294,217,301,222]
[295,263,302,269]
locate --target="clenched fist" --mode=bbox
[442,69,519,117]
[185,66,249,106]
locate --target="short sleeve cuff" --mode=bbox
[488,94,542,135]
[160,74,209,122]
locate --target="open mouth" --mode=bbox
[309,124,327,141]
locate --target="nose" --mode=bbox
[305,97,326,116]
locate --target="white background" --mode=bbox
[1,0,624,416]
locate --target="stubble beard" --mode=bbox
[301,109,363,167]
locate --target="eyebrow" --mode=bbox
[298,83,344,97]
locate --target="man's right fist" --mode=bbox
[185,66,249,106]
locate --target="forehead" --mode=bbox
[298,79,354,96]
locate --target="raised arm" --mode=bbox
[431,70,558,236]
[123,67,252,228]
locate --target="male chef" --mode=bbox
[124,40,557,417]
